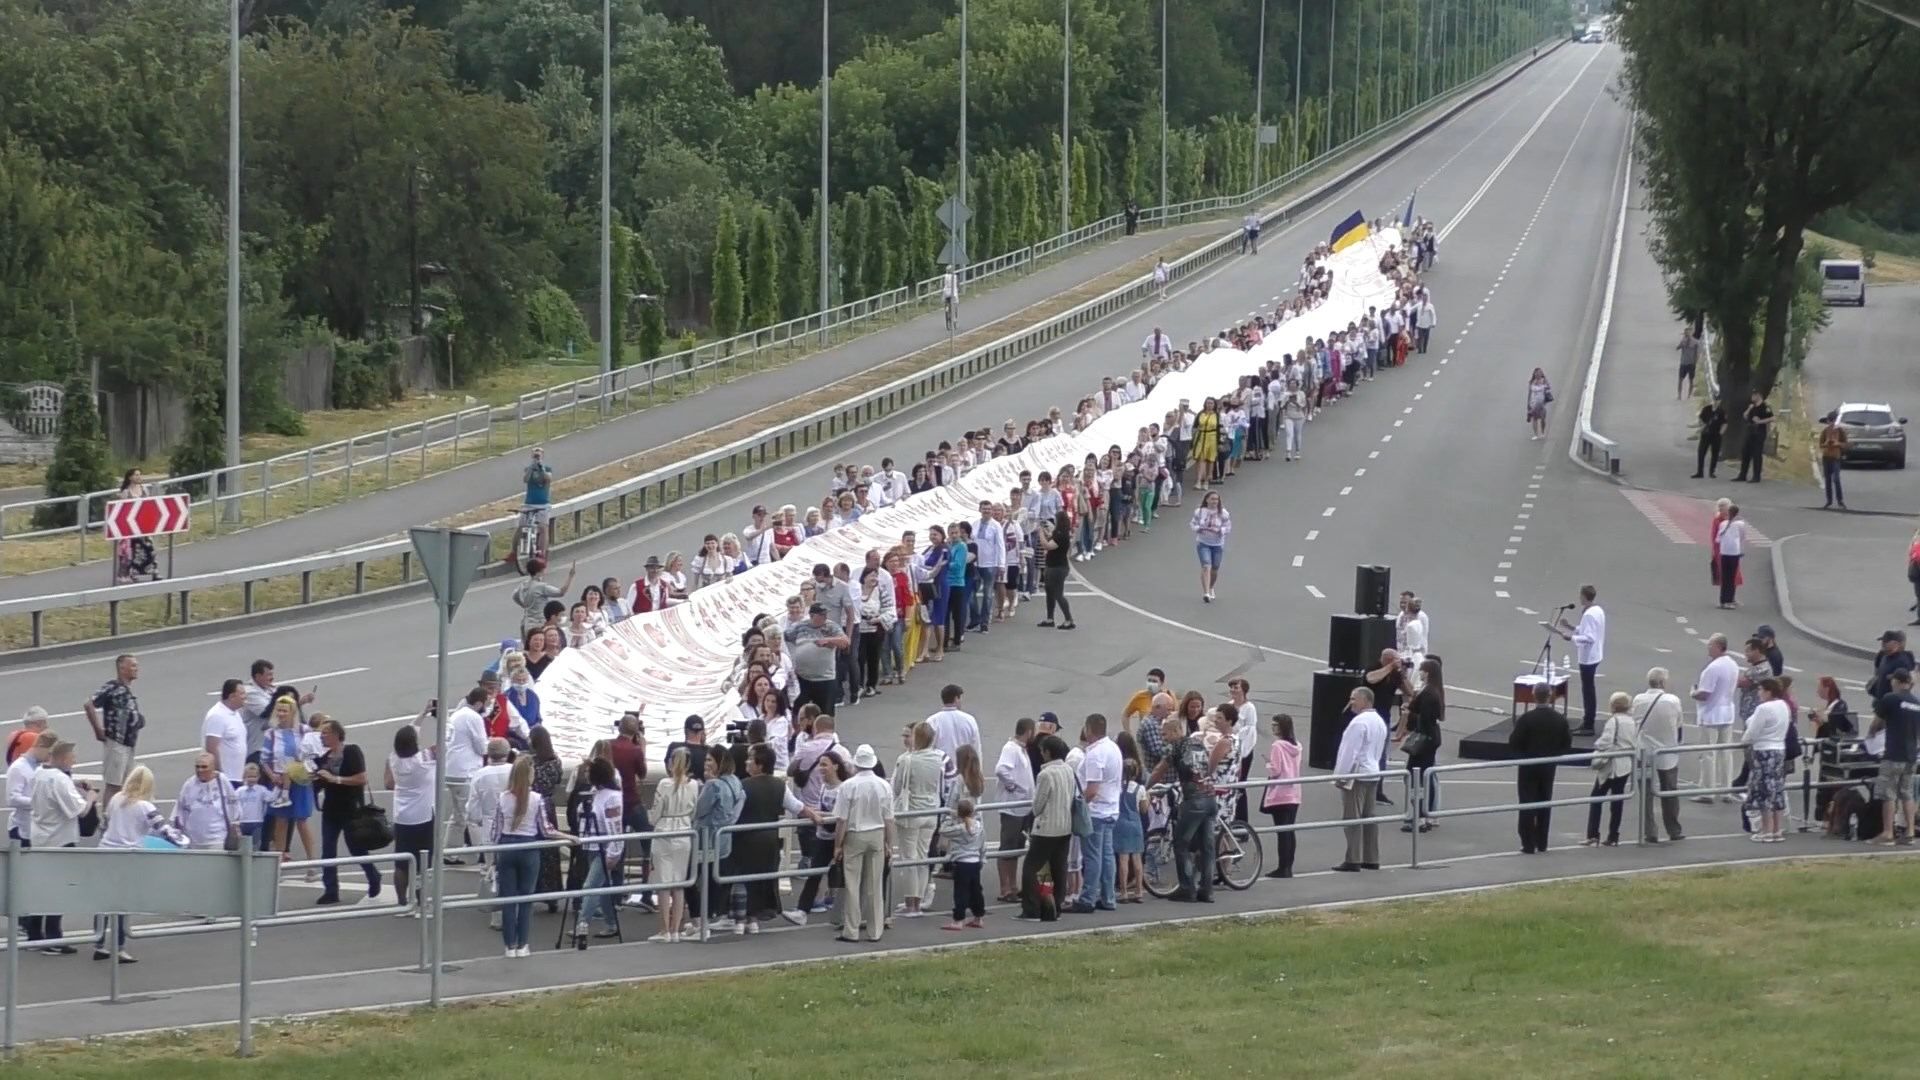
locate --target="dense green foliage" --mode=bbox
[36,370,113,528]
[1616,0,1920,436]
[2,0,1556,468]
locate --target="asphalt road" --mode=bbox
[17,46,1892,1040]
[1799,282,1920,513]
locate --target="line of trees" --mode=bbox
[2,0,1560,505]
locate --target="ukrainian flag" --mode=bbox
[1329,210,1370,253]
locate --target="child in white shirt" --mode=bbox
[235,763,271,842]
[939,798,986,930]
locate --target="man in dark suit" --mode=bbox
[1509,684,1573,854]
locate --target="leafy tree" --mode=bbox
[838,191,868,304]
[709,201,743,340]
[775,197,808,320]
[746,204,779,328]
[795,205,820,316]
[1617,0,1920,438]
[1122,128,1140,203]
[528,282,592,355]
[35,368,114,529]
[168,363,229,497]
[631,230,669,360]
[607,223,632,364]
[865,186,905,294]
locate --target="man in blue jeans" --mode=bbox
[1066,713,1122,912]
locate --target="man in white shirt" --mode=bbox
[877,457,910,504]
[1125,371,1147,403]
[927,685,982,763]
[6,731,51,844]
[202,680,249,785]
[833,744,896,943]
[1068,714,1123,912]
[440,687,493,861]
[1690,633,1742,801]
[1141,326,1172,363]
[1632,668,1686,842]
[1553,585,1607,734]
[464,737,514,927]
[1153,258,1170,300]
[1332,687,1388,872]
[740,506,776,566]
[174,754,236,849]
[28,741,88,949]
[1414,295,1437,354]
[993,718,1035,901]
[972,504,1005,633]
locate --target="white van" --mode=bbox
[1820,259,1866,306]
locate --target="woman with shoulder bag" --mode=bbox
[1584,693,1641,847]
[1399,659,1444,833]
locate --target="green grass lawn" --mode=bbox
[14,858,1920,1077]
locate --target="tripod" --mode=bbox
[555,842,624,950]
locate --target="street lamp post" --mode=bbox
[224,0,241,522]
[1254,0,1267,191]
[599,0,612,411]
[959,0,968,267]
[1292,0,1304,172]
[1160,0,1168,223]
[818,0,831,344]
[1061,0,1072,237]
[1326,0,1337,155]
[1352,0,1361,140]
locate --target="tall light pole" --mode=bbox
[1292,0,1304,171]
[1374,0,1383,130]
[1326,0,1337,154]
[1159,0,1168,221]
[599,0,612,400]
[1060,0,1072,236]
[958,0,968,265]
[1254,0,1267,190]
[818,0,831,343]
[1351,0,1361,140]
[224,0,241,518]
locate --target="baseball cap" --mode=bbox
[1038,711,1060,728]
[684,715,705,733]
[1881,629,1907,643]
[1755,625,1776,640]
[808,602,829,615]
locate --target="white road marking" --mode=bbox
[1321,507,1337,517]
[1413,394,1424,401]
[1354,468,1367,477]
[427,643,505,661]
[1305,585,1325,599]
[1304,530,1319,541]
[1340,486,1353,496]
[1504,548,1518,555]
[1508,536,1524,543]
[1394,420,1405,427]
[1498,561,1512,569]
[1368,451,1380,460]
[1516,513,1531,520]
[1515,606,1539,616]
[1495,590,1511,598]
[1423,381,1433,388]
[1494,576,1508,583]
[1291,555,1305,568]
[1381,434,1393,442]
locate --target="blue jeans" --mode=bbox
[576,850,621,929]
[881,619,905,678]
[1076,817,1117,908]
[321,815,381,900]
[969,571,992,630]
[493,840,541,950]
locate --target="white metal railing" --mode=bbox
[0,41,1564,648]
[0,42,1558,565]
[1573,124,1634,477]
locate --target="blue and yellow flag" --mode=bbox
[1329,210,1370,253]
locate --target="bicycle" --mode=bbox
[1141,784,1262,898]
[508,505,548,571]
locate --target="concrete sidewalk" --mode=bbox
[0,222,1211,602]
[1773,529,1920,659]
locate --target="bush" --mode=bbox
[331,339,403,411]
[33,370,114,529]
[525,283,592,357]
[168,365,226,497]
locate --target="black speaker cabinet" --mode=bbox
[1308,669,1370,770]
[1328,613,1397,672]
[1354,564,1392,616]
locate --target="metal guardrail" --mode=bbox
[0,41,1563,649]
[1573,128,1634,477]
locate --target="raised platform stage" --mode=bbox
[1456,717,1601,762]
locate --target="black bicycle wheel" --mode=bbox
[1142,827,1180,898]
[1218,821,1262,890]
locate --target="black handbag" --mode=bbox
[1400,731,1437,759]
[346,802,393,852]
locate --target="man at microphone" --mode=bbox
[1549,585,1607,735]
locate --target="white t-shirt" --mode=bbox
[1078,737,1124,820]
[584,787,625,861]
[443,705,489,780]
[1571,605,1606,666]
[1716,519,1747,557]
[1232,700,1259,763]
[201,702,248,781]
[388,753,436,826]
[101,797,163,849]
[1696,654,1741,727]
[928,707,981,763]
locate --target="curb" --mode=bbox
[1770,532,1876,660]
[1566,106,1634,481]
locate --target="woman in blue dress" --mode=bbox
[262,694,318,872]
[1112,758,1147,903]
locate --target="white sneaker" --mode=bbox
[733,920,747,936]
[504,947,516,958]
[780,910,807,927]
[488,915,502,930]
[746,919,761,935]
[706,917,734,933]
[647,931,673,943]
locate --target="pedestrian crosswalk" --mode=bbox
[1623,490,1771,547]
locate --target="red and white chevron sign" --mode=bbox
[104,494,191,540]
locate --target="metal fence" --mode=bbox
[0,42,1566,649]
[0,42,1559,565]
[13,729,1893,1056]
